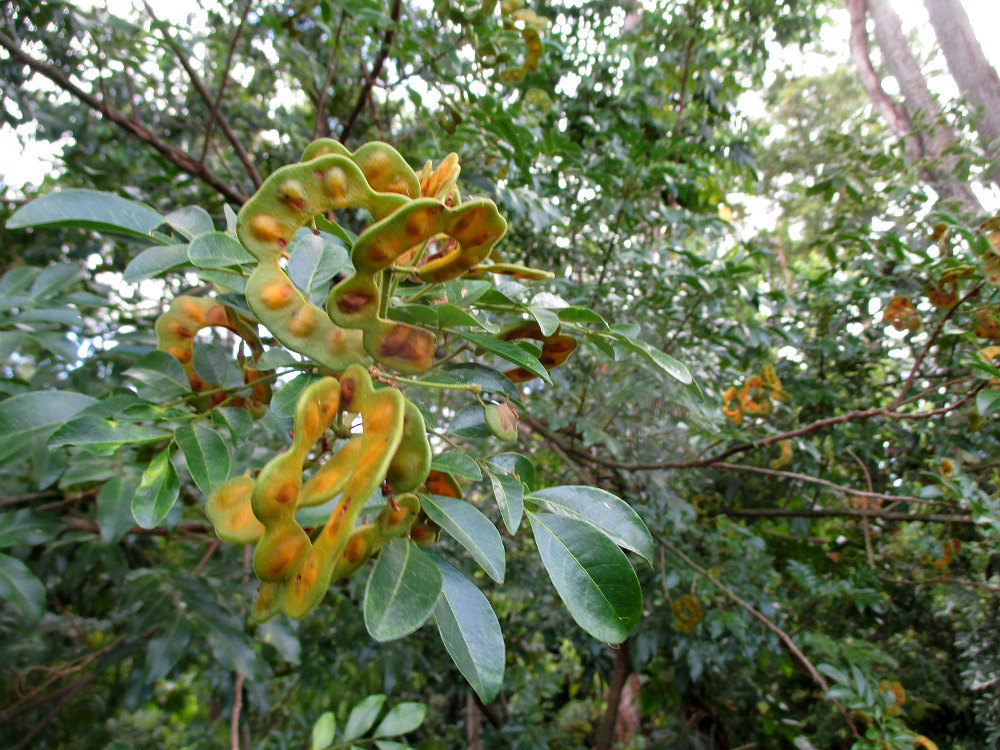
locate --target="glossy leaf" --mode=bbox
[430,450,482,480]
[311,711,336,750]
[0,552,46,621]
[343,694,386,741]
[131,449,180,529]
[187,231,255,268]
[487,469,524,534]
[527,511,642,643]
[0,390,96,462]
[0,509,62,548]
[421,494,505,583]
[373,701,426,737]
[7,188,163,240]
[123,244,191,281]
[174,424,231,494]
[529,485,653,563]
[97,475,138,543]
[363,540,442,642]
[454,331,552,383]
[431,554,505,703]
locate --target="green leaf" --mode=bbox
[127,351,191,400]
[271,374,322,419]
[363,540,442,642]
[165,205,215,238]
[488,452,535,491]
[97,475,138,543]
[30,262,84,298]
[557,307,608,327]
[430,450,483,480]
[287,230,349,304]
[527,511,642,643]
[528,306,560,336]
[976,389,1000,414]
[199,270,248,294]
[7,188,163,240]
[438,304,497,332]
[255,348,300,370]
[487,469,523,534]
[374,701,426,737]
[131,449,180,528]
[212,407,254,442]
[343,694,387,741]
[187,231,256,268]
[449,404,493,439]
[431,554,505,703]
[174,424,231,494]
[192,342,242,388]
[606,333,692,384]
[0,509,62,547]
[0,390,96,462]
[0,552,46,621]
[453,331,551,383]
[529,486,653,564]
[311,711,337,750]
[124,244,191,282]
[374,740,411,750]
[440,363,519,400]
[0,331,25,364]
[48,415,170,454]
[421,494,505,583]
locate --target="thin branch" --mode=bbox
[0,31,246,203]
[881,575,1000,593]
[230,672,245,750]
[657,535,859,737]
[143,2,262,188]
[340,0,402,141]
[200,0,254,164]
[12,672,98,750]
[845,0,910,136]
[312,10,348,140]
[846,448,876,568]
[593,640,631,750]
[716,507,974,524]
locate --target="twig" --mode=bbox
[199,0,254,164]
[881,575,1000,593]
[12,672,97,750]
[0,31,246,203]
[340,0,402,141]
[192,539,222,575]
[716,507,973,524]
[657,535,859,737]
[143,2,261,188]
[230,672,245,750]
[846,448,876,568]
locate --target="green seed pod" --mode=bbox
[385,400,431,492]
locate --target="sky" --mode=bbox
[2,0,999,191]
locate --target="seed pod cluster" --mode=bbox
[155,295,273,416]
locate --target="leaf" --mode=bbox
[976,389,1000,414]
[528,306,560,336]
[126,351,191,400]
[440,363,519,400]
[131,449,180,529]
[30,262,84,298]
[488,453,535,492]
[187,231,256,268]
[0,331,25,364]
[96,475,138,543]
[453,331,551,383]
[363,540,442,642]
[0,390,96,462]
[374,702,426,738]
[421,494,505,583]
[557,307,608,327]
[271,374,322,419]
[431,554,505,703]
[487,469,523,534]
[438,304,498,332]
[48,415,170,454]
[255,348,300,370]
[449,404,493,439]
[7,188,163,240]
[529,486,653,563]
[430,450,482,481]
[0,552,46,621]
[527,511,642,643]
[165,205,215,238]
[343,694,387,741]
[0,509,62,547]
[212,407,254,442]
[287,230,349,304]
[606,333,692,384]
[174,424,231,494]
[192,343,243,388]
[123,244,191,282]
[311,711,337,750]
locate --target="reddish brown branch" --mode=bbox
[0,31,246,204]
[199,0,255,164]
[340,0,402,141]
[716,507,973,524]
[313,10,348,140]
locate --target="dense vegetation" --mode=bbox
[1,0,999,748]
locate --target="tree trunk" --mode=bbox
[923,0,1000,187]
[856,0,981,212]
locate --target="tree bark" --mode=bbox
[923,0,1000,186]
[853,0,980,212]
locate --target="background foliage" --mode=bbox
[1,0,999,748]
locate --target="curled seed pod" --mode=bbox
[672,594,703,633]
[423,469,463,499]
[484,400,519,441]
[721,386,743,424]
[385,400,432,493]
[298,436,363,508]
[884,295,920,332]
[375,493,421,539]
[154,295,273,415]
[251,377,342,582]
[327,197,506,371]
[276,365,405,619]
[329,524,381,581]
[497,321,576,382]
[408,511,440,545]
[770,440,793,469]
[237,151,413,372]
[739,376,772,415]
[974,306,1000,339]
[205,475,263,543]
[301,139,421,199]
[467,261,555,280]
[251,581,282,623]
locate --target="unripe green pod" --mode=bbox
[375,493,421,538]
[385,400,431,492]
[484,400,518,441]
[301,140,422,199]
[205,475,263,543]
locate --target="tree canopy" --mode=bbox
[1,0,1000,748]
